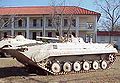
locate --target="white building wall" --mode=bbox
[0,15,98,41]
[97,36,120,50]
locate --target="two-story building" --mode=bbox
[0,6,100,42]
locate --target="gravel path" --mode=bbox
[0,56,120,83]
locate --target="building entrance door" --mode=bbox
[48,32,52,37]
[4,32,7,38]
[32,32,36,40]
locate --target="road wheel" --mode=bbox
[63,62,72,72]
[51,62,61,73]
[92,61,99,70]
[101,60,108,69]
[73,61,81,71]
[83,61,90,71]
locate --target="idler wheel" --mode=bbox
[92,61,99,70]
[73,61,81,71]
[63,62,72,72]
[109,54,116,62]
[83,61,90,71]
[101,60,108,69]
[51,62,61,73]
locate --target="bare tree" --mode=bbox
[49,0,80,37]
[49,0,66,37]
[95,0,120,43]
[0,7,23,39]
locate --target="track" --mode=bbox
[36,57,116,75]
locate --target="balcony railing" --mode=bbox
[79,23,94,30]
[0,23,95,31]
[61,23,94,30]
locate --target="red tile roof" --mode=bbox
[0,6,101,20]
[97,31,120,36]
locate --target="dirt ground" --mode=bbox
[0,55,120,83]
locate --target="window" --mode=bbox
[32,32,36,40]
[40,19,43,27]
[87,23,93,29]
[64,19,68,27]
[72,19,76,27]
[40,32,42,36]
[4,32,8,38]
[56,31,59,36]
[25,32,26,38]
[56,17,60,26]
[4,19,8,27]
[33,19,37,27]
[18,32,22,35]
[48,32,52,37]
[48,19,52,27]
[25,19,27,27]
[18,19,22,27]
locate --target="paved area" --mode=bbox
[0,55,120,83]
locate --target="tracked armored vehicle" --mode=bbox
[0,35,42,57]
[2,35,118,75]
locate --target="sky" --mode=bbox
[0,0,99,12]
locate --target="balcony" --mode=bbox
[0,24,12,30]
[29,24,43,30]
[79,23,94,31]
[0,27,12,31]
[45,26,57,30]
[61,23,95,31]
[14,26,26,30]
[29,27,43,30]
[29,23,41,28]
[45,23,95,31]
[62,26,75,30]
[1,23,95,31]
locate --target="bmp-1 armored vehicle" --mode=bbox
[0,35,42,57]
[2,35,118,75]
